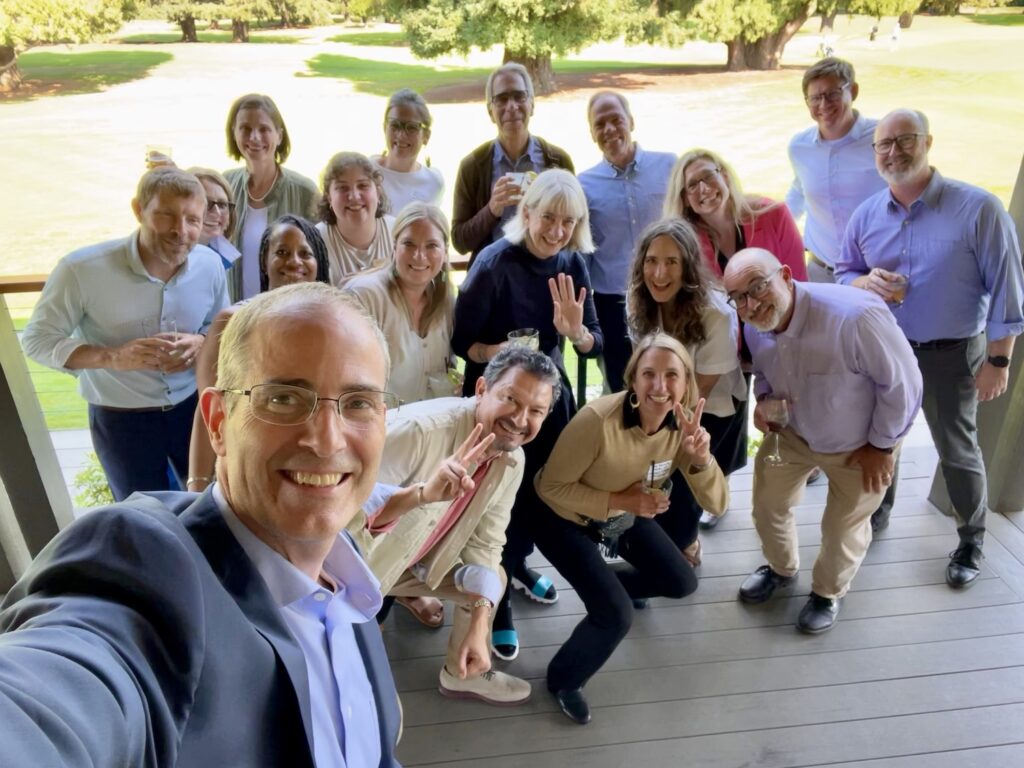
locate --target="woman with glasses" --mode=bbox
[452,168,603,661]
[665,148,807,282]
[186,168,241,268]
[316,152,395,285]
[371,89,444,213]
[345,203,456,404]
[187,215,331,493]
[224,94,320,301]
[627,217,747,554]
[535,332,727,723]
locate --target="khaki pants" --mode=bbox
[389,568,506,673]
[752,429,894,599]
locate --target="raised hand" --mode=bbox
[548,273,587,340]
[422,423,496,504]
[677,398,711,467]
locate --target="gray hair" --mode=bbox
[482,346,562,411]
[217,282,390,393]
[586,90,632,122]
[485,62,534,104]
[502,169,595,254]
[384,88,432,130]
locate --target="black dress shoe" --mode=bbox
[631,597,649,610]
[796,592,841,634]
[946,543,983,589]
[738,565,796,604]
[870,509,890,533]
[553,687,591,724]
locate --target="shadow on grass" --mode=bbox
[118,31,300,44]
[2,51,174,101]
[965,12,1024,26]
[302,54,724,101]
[327,31,408,46]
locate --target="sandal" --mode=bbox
[395,596,444,628]
[491,628,520,661]
[511,565,559,604]
[682,538,702,568]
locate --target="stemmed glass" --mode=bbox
[761,396,790,467]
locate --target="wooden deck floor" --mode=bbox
[382,443,1024,767]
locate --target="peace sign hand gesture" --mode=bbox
[676,398,712,468]
[548,273,587,341]
[421,424,496,504]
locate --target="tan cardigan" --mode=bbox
[536,391,729,525]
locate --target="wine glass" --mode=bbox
[761,396,790,467]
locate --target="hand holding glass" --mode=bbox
[761,397,790,467]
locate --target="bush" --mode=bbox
[73,452,114,509]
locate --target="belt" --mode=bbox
[907,337,971,351]
[807,252,834,272]
[96,402,180,413]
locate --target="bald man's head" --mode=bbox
[723,248,795,333]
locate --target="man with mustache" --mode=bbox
[1,283,402,766]
[723,248,922,633]
[837,108,1024,589]
[22,167,229,501]
[350,346,561,705]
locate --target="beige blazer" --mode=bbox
[348,397,524,594]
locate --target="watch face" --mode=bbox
[989,355,1011,368]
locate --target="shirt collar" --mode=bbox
[212,483,382,621]
[493,135,538,166]
[777,281,811,338]
[886,166,943,213]
[603,143,642,176]
[127,230,194,284]
[621,391,679,432]
[813,110,868,146]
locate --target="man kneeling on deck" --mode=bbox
[349,346,561,704]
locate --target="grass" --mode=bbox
[966,12,1024,26]
[118,31,300,44]
[25,360,88,430]
[327,31,408,45]
[9,51,173,99]
[303,54,696,97]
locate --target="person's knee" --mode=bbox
[664,568,698,600]
[591,594,633,638]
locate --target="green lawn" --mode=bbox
[24,359,88,430]
[303,54,697,97]
[967,12,1024,26]
[11,51,174,98]
[118,31,300,44]
[327,31,408,45]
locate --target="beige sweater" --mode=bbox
[536,391,729,524]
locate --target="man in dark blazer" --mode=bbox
[0,283,402,767]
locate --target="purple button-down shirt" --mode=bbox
[836,169,1024,343]
[747,281,922,453]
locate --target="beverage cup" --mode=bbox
[889,273,909,305]
[642,477,673,500]
[145,144,173,169]
[507,328,540,351]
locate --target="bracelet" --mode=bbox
[570,329,588,346]
[415,482,426,508]
[470,597,493,611]
[186,476,213,487]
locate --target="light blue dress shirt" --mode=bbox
[836,169,1024,343]
[579,145,676,295]
[747,282,922,454]
[491,136,545,239]
[213,485,384,768]
[785,112,887,266]
[21,233,229,408]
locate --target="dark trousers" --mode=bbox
[88,391,197,502]
[657,400,749,548]
[914,336,989,547]
[593,292,632,394]
[536,514,697,692]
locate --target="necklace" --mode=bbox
[248,166,280,204]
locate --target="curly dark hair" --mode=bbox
[626,218,716,347]
[258,215,331,293]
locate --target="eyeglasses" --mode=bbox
[685,168,720,196]
[221,383,400,428]
[207,200,236,213]
[491,90,529,107]
[386,119,426,134]
[872,133,926,154]
[726,268,782,308]
[805,83,850,107]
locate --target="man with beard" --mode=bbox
[723,248,921,633]
[837,108,1024,589]
[349,346,561,704]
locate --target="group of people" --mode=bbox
[2,52,1022,764]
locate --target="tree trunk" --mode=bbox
[232,19,250,42]
[179,16,198,43]
[899,11,914,28]
[819,10,838,34]
[725,3,812,71]
[0,45,22,93]
[503,50,555,95]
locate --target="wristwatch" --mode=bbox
[470,598,493,611]
[988,355,1011,368]
[868,443,894,454]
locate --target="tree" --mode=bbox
[685,0,814,70]
[848,0,921,22]
[402,0,638,95]
[0,0,124,91]
[920,0,1009,12]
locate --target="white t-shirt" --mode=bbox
[372,158,445,215]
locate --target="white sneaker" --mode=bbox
[438,665,531,706]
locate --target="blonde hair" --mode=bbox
[187,166,237,239]
[502,169,595,254]
[386,202,454,335]
[135,167,205,210]
[623,331,700,412]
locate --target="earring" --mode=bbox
[628,391,640,410]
